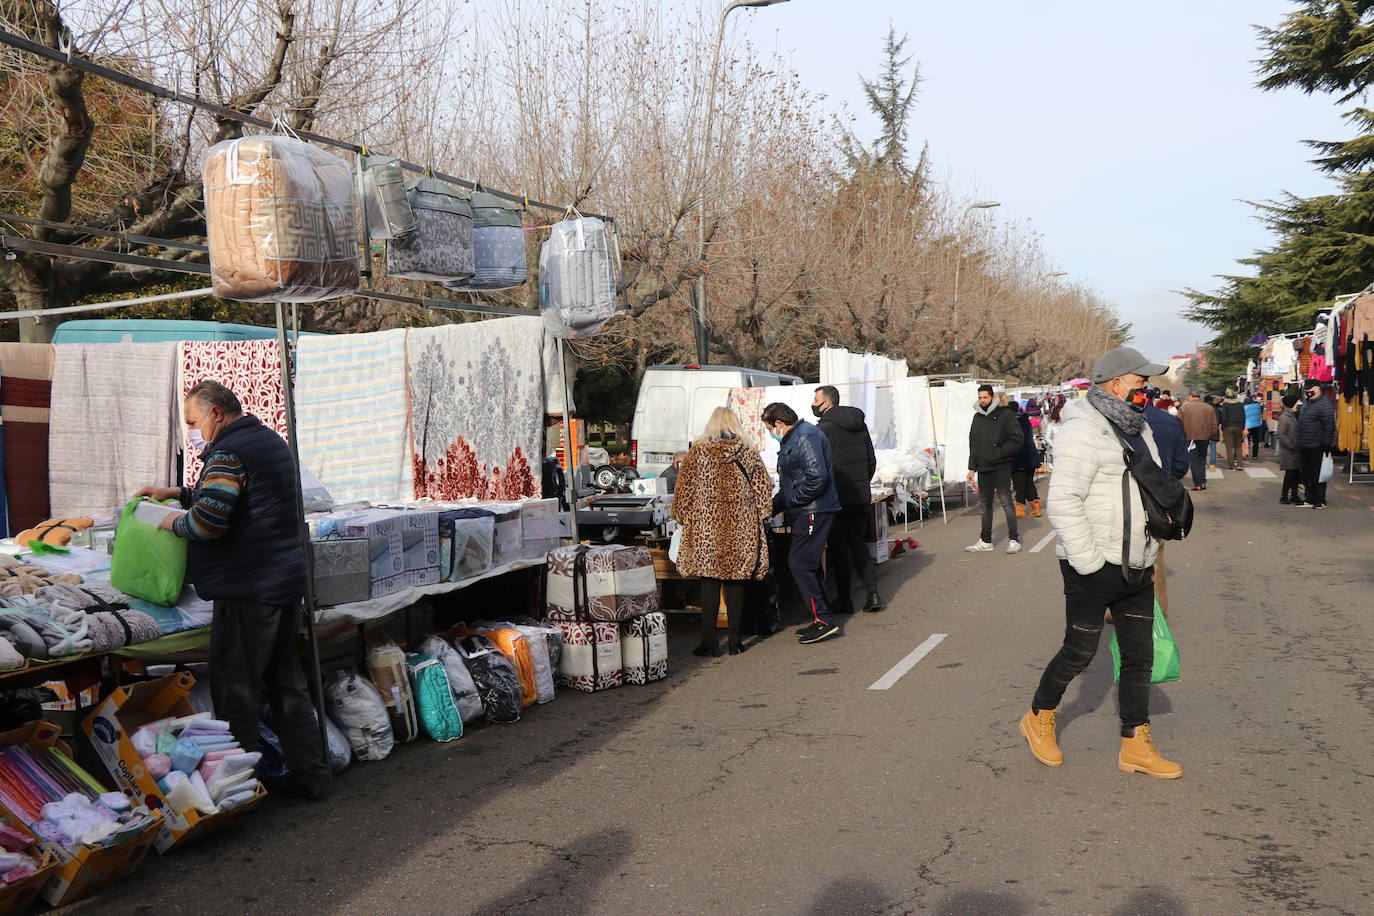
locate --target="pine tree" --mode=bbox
[844,26,925,178]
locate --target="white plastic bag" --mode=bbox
[1318,453,1334,483]
[668,526,683,564]
[325,670,394,761]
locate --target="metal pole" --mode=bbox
[558,337,581,543]
[275,302,330,768]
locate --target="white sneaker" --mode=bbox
[1006,539,1022,554]
[965,540,994,552]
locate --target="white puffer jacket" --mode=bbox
[1047,397,1161,575]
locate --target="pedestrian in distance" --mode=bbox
[1009,402,1043,519]
[670,409,773,657]
[1295,380,1336,509]
[1219,389,1248,470]
[1020,346,1183,780]
[1178,393,1218,491]
[1275,393,1302,504]
[965,386,1025,554]
[1041,401,1064,468]
[761,402,843,645]
[1244,396,1265,459]
[811,386,883,614]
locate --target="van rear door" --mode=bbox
[634,383,686,473]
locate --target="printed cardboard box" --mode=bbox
[82,674,266,853]
[339,509,441,597]
[518,498,562,560]
[0,810,57,912]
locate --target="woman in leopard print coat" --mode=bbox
[671,407,773,656]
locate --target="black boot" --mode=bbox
[692,640,719,657]
[862,592,885,613]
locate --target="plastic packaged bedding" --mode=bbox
[539,216,619,338]
[455,625,537,708]
[325,670,394,761]
[366,635,419,743]
[406,652,463,742]
[455,635,521,724]
[418,634,485,723]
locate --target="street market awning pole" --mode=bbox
[559,337,580,543]
[275,302,330,768]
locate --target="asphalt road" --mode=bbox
[66,451,1374,915]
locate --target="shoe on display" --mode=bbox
[862,592,885,613]
[1118,724,1182,779]
[798,622,841,644]
[1006,539,1022,555]
[965,540,994,553]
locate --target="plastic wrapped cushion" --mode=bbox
[386,178,474,281]
[443,191,527,291]
[459,625,537,708]
[406,653,463,742]
[325,670,394,761]
[203,135,359,302]
[539,216,619,339]
[322,714,352,774]
[366,636,419,743]
[508,623,557,703]
[438,511,495,582]
[455,636,521,724]
[361,155,415,240]
[418,635,485,723]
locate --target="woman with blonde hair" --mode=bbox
[671,407,773,656]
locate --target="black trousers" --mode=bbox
[1299,447,1328,506]
[1010,469,1039,504]
[699,578,746,643]
[1281,468,1302,502]
[827,504,877,606]
[977,467,1018,543]
[211,599,329,787]
[1247,427,1264,457]
[1033,561,1156,729]
[1189,440,1209,487]
[790,511,836,625]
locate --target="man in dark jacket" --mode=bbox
[1009,404,1042,519]
[1177,392,1218,490]
[1219,390,1248,470]
[1143,400,1190,616]
[812,386,882,614]
[1295,379,1336,509]
[763,402,842,644]
[965,386,1024,554]
[137,381,329,798]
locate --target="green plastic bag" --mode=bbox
[1109,599,1180,684]
[109,499,187,606]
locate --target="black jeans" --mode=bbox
[1299,447,1327,506]
[977,467,1018,543]
[1247,427,1264,457]
[1189,440,1209,487]
[211,599,330,788]
[789,511,836,625]
[1010,469,1038,504]
[827,504,877,606]
[699,577,746,644]
[1033,561,1156,729]
[1281,468,1302,502]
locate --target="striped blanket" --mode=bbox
[177,340,288,485]
[0,343,55,533]
[295,328,412,503]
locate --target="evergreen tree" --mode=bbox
[844,26,926,178]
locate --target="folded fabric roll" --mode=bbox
[0,635,23,670]
[33,582,130,612]
[14,517,94,548]
[143,754,171,780]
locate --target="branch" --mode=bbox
[214,4,296,142]
[33,4,94,238]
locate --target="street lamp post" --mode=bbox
[950,200,1000,373]
[693,0,789,365]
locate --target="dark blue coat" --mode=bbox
[1144,406,1191,478]
[1295,394,1336,450]
[772,420,840,521]
[1010,412,1041,471]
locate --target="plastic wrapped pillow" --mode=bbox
[419,635,485,723]
[325,670,395,761]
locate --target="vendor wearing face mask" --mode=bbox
[1019,347,1184,780]
[134,380,329,799]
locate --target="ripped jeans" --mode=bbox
[1033,560,1156,729]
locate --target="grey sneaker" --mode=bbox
[965,540,994,553]
[1006,539,1022,554]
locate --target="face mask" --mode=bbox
[1126,388,1150,412]
[770,429,783,442]
[811,404,825,418]
[1307,389,1320,399]
[187,428,210,455]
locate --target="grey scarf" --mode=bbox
[1087,385,1145,436]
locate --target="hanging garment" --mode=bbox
[203,135,358,301]
[444,191,527,291]
[539,217,619,338]
[177,340,288,486]
[385,178,475,282]
[408,318,545,500]
[406,653,463,742]
[620,612,668,685]
[0,343,54,534]
[295,329,412,503]
[48,342,178,517]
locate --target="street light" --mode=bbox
[950,200,1000,372]
[693,0,791,365]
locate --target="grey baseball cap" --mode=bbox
[1090,346,1167,383]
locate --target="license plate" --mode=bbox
[644,452,674,464]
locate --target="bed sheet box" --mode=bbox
[371,566,443,599]
[310,537,371,606]
[0,809,58,912]
[518,498,562,560]
[0,721,161,905]
[437,509,496,582]
[476,502,524,567]
[339,509,441,590]
[82,673,266,853]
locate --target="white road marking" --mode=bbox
[1244,468,1277,479]
[868,634,949,691]
[1029,530,1057,553]
[1207,468,1225,480]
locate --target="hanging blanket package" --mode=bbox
[621,612,669,685]
[365,636,419,743]
[360,155,415,240]
[545,544,658,621]
[539,217,619,338]
[444,191,527,291]
[203,135,359,301]
[386,178,475,282]
[406,653,464,742]
[325,670,394,761]
[418,634,485,723]
[455,636,521,724]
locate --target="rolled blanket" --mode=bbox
[83,609,161,651]
[118,609,161,645]
[0,609,48,660]
[0,635,24,670]
[14,517,94,548]
[4,601,92,657]
[33,583,128,612]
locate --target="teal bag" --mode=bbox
[407,653,463,742]
[1109,599,1180,684]
[109,499,187,606]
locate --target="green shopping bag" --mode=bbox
[1108,599,1180,684]
[109,499,187,606]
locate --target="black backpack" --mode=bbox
[1108,424,1193,580]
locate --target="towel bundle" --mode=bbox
[0,561,83,597]
[32,583,129,612]
[130,713,261,815]
[13,517,94,548]
[79,609,160,653]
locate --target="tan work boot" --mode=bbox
[1118,724,1182,778]
[1019,708,1063,766]
[1014,501,1027,519]
[1030,498,1043,518]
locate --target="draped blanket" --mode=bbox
[0,343,55,533]
[48,342,178,517]
[408,317,543,500]
[177,340,288,485]
[295,329,412,503]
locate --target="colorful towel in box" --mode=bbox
[551,620,622,693]
[621,612,668,685]
[438,509,495,581]
[177,340,288,486]
[0,342,54,533]
[545,544,658,621]
[453,624,537,708]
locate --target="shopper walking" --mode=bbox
[135,381,330,799]
[812,386,882,614]
[965,386,1024,554]
[1206,395,1222,470]
[1019,347,1181,779]
[1178,393,1218,491]
[1219,389,1248,470]
[761,402,843,644]
[1296,380,1336,509]
[1244,396,1265,459]
[1275,394,1302,504]
[671,408,773,657]
[1009,403,1042,519]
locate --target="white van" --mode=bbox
[632,364,802,475]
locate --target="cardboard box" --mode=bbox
[82,674,266,853]
[371,566,442,598]
[0,811,57,912]
[339,509,441,596]
[519,498,562,560]
[0,721,160,906]
[630,477,668,497]
[310,537,371,606]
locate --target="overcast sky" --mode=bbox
[733,0,1350,362]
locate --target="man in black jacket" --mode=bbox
[1295,379,1337,509]
[1219,389,1248,471]
[812,386,882,614]
[965,386,1024,554]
